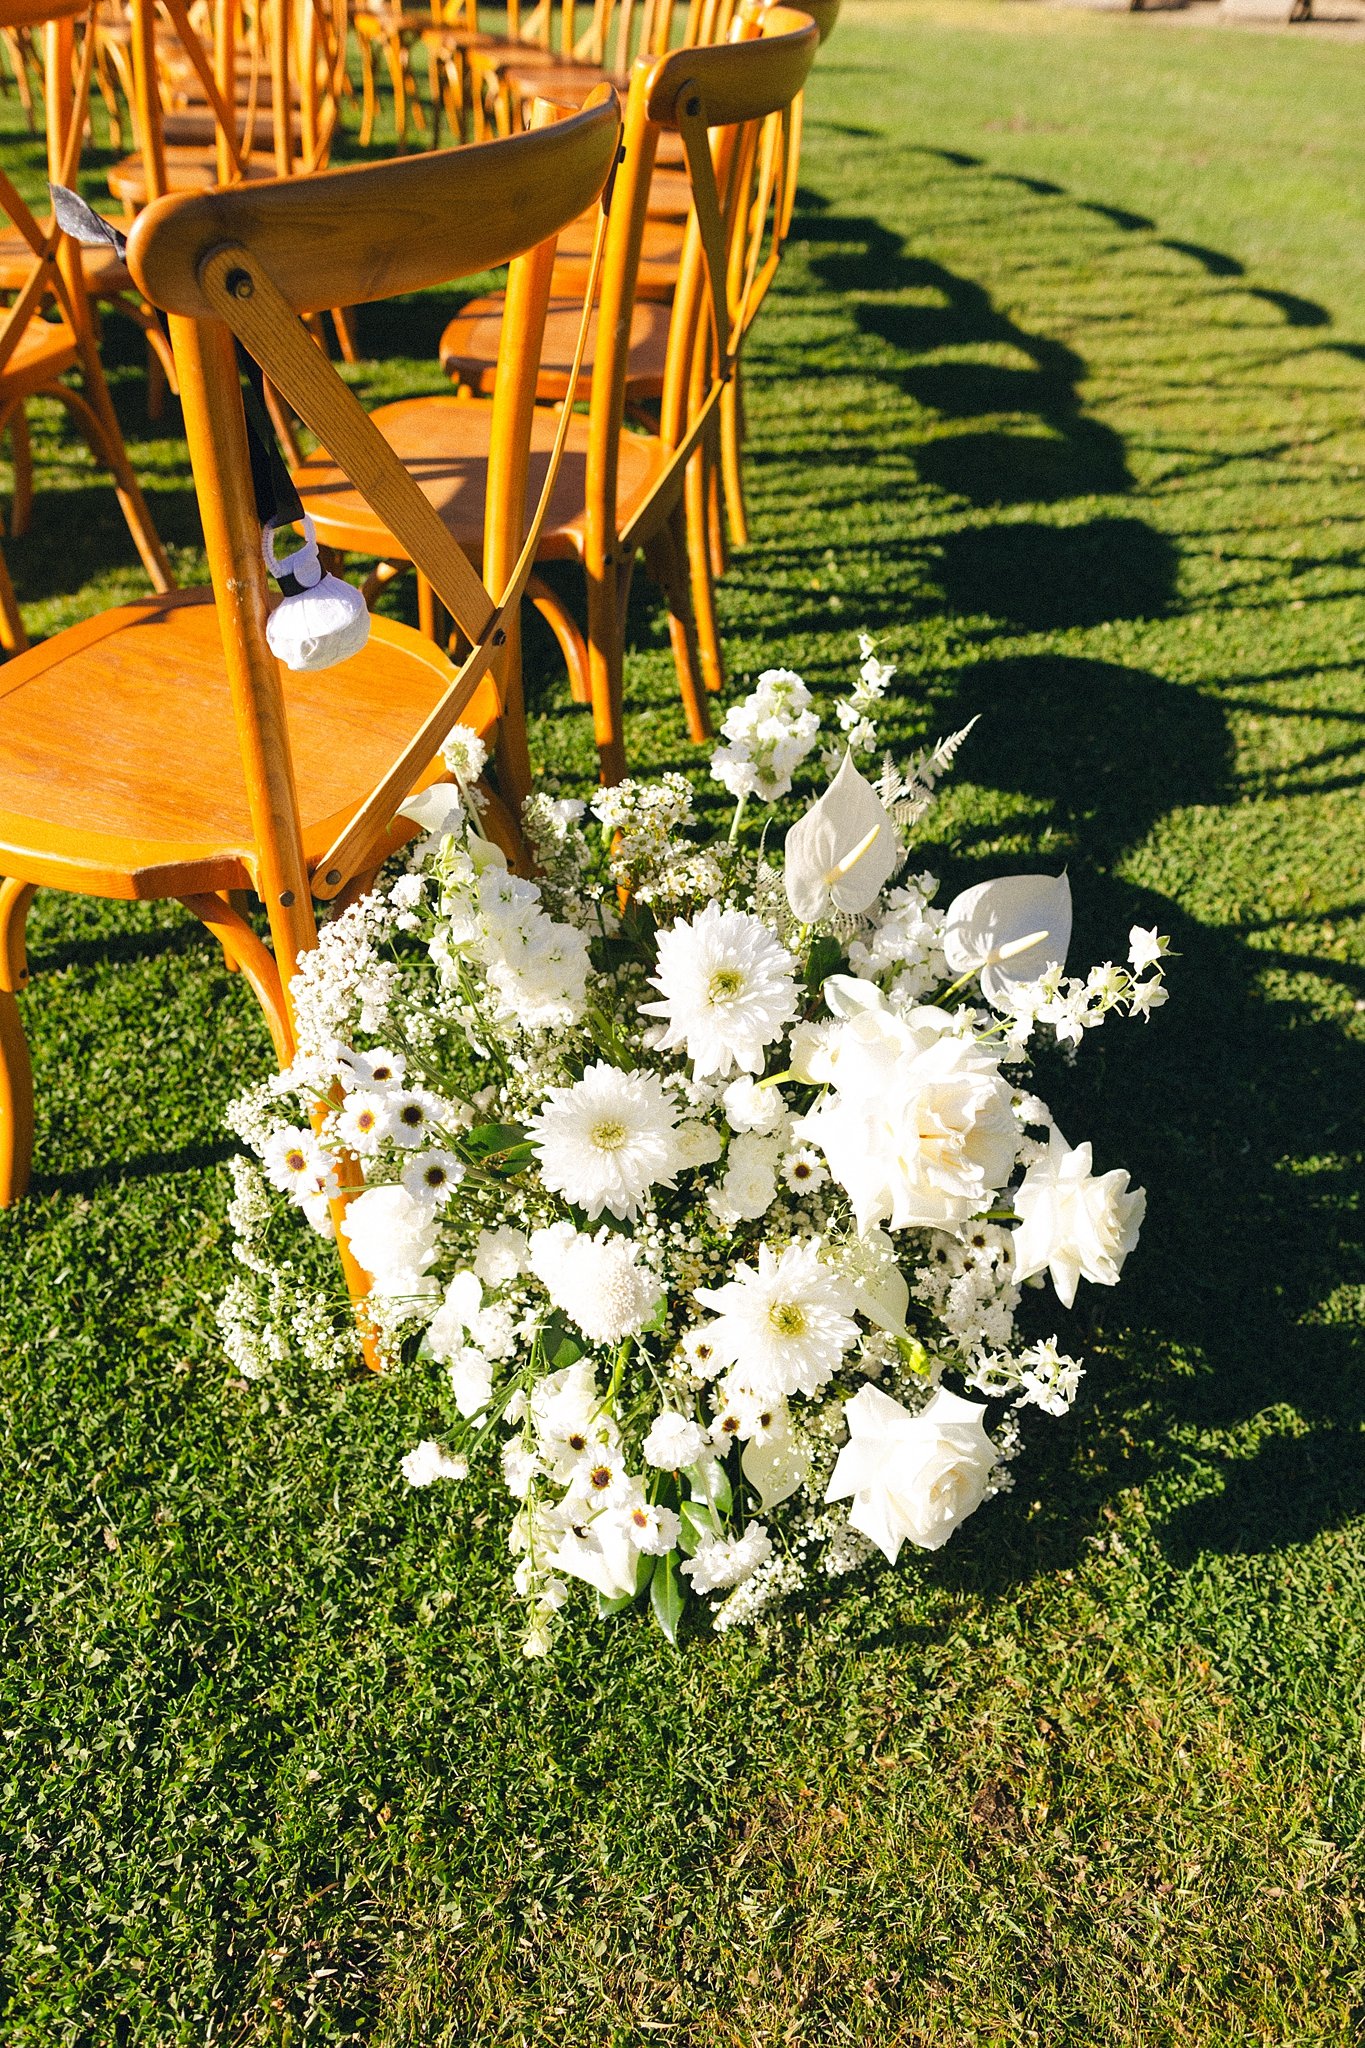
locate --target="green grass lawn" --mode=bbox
[4,1,1365,2037]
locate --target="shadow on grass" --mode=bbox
[31,1137,240,1201]
[930,652,1364,1594]
[778,155,1363,1610]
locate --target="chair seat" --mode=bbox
[0,591,499,899]
[293,395,665,565]
[498,59,628,104]
[439,291,669,400]
[106,147,290,207]
[0,316,79,401]
[0,227,130,299]
[552,210,683,303]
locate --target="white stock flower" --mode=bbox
[642,904,799,1079]
[529,1063,681,1220]
[1012,1127,1146,1309]
[826,1383,997,1560]
[400,1440,467,1487]
[424,1269,483,1362]
[529,1222,663,1346]
[447,1345,494,1418]
[693,1238,858,1399]
[441,724,489,786]
[784,751,899,924]
[642,1409,710,1469]
[342,1184,440,1296]
[709,669,820,804]
[682,1523,772,1595]
[792,980,1018,1233]
[942,873,1072,1010]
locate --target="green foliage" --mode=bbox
[2,3,1364,2037]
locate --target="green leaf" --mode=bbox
[805,932,844,990]
[649,1551,684,1645]
[463,1121,529,1160]
[686,1458,733,1516]
[679,1500,719,1556]
[541,1313,583,1372]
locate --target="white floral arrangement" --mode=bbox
[222,638,1169,1655]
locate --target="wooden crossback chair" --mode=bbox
[0,91,622,1220]
[0,0,172,651]
[289,2,817,783]
[106,0,349,206]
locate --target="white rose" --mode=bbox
[1012,1127,1146,1308]
[826,1382,997,1560]
[792,983,1018,1232]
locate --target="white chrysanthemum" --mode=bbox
[528,1062,681,1220]
[642,904,799,1079]
[529,1222,663,1346]
[693,1239,858,1399]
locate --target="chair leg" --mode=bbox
[179,892,293,1066]
[8,404,32,537]
[528,571,591,705]
[0,541,27,654]
[0,878,37,1206]
[585,555,631,786]
[684,443,725,699]
[359,33,378,144]
[330,306,360,365]
[720,368,749,554]
[645,509,711,745]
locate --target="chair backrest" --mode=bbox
[124,92,621,1008]
[125,0,347,197]
[580,2,816,574]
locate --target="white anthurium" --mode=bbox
[741,1410,811,1512]
[846,1228,910,1334]
[397,782,465,838]
[784,751,899,924]
[942,872,1072,1010]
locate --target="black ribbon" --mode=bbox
[50,181,307,589]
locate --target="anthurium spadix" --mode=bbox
[942,873,1073,1010]
[784,751,899,924]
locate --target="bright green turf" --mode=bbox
[3,2,1365,2037]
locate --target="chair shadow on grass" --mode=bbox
[765,164,1364,1617]
[923,654,1365,1596]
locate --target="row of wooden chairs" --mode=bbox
[0,0,822,1266]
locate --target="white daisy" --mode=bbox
[386,1087,451,1150]
[339,1046,406,1091]
[780,1147,828,1194]
[642,904,799,1079]
[528,1062,681,1220]
[335,1091,394,1157]
[400,1148,464,1204]
[617,1494,682,1556]
[261,1127,337,1202]
[693,1239,858,1399]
